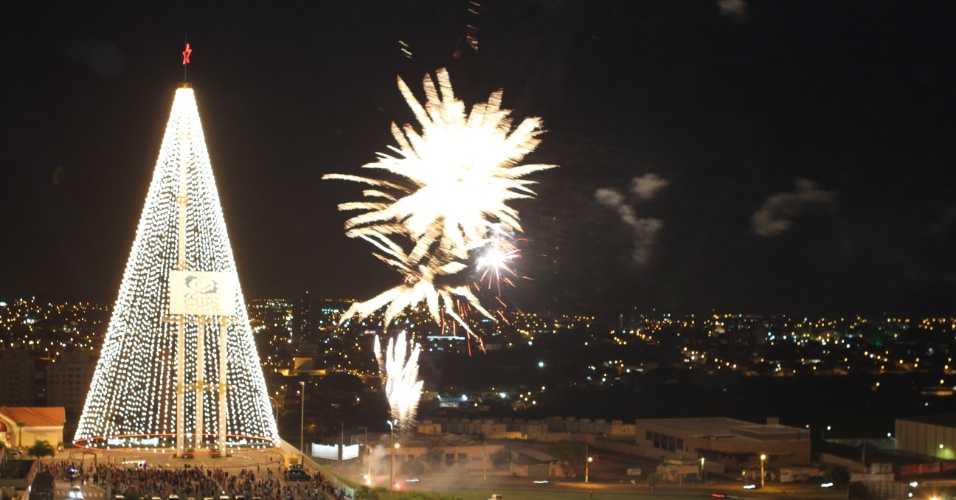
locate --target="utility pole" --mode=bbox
[388,420,395,500]
[760,454,766,489]
[299,381,305,463]
[585,444,591,483]
[358,426,369,484]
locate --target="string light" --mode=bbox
[74,86,278,453]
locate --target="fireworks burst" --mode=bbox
[374,332,423,433]
[325,68,555,338]
[475,224,520,294]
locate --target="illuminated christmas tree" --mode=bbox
[74,84,278,455]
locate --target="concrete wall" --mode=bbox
[819,452,866,473]
[896,419,956,460]
[0,459,37,500]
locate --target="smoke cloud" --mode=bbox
[630,173,670,200]
[596,174,669,264]
[752,178,837,237]
[718,0,747,17]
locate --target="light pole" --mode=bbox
[269,395,280,437]
[760,454,766,488]
[585,444,592,483]
[482,438,486,481]
[299,381,305,463]
[387,419,396,500]
[358,426,370,485]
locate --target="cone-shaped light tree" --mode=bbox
[74,85,278,454]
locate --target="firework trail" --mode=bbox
[325,68,555,338]
[374,332,423,433]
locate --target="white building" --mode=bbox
[896,414,956,460]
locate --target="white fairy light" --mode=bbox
[74,86,278,452]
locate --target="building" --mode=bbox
[545,417,637,437]
[0,459,41,500]
[896,414,956,460]
[0,350,45,407]
[295,291,319,341]
[0,407,65,449]
[437,419,521,439]
[510,447,564,478]
[634,417,811,472]
[376,433,501,474]
[431,416,635,441]
[46,351,96,438]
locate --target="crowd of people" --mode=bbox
[41,456,353,500]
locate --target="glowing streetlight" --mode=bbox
[585,446,593,484]
[760,454,766,488]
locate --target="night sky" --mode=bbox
[2,0,955,316]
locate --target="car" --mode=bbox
[286,470,311,482]
[68,486,84,499]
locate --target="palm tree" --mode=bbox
[28,440,55,461]
[16,422,25,448]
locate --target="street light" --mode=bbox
[299,381,306,463]
[584,443,591,483]
[269,395,280,437]
[760,454,766,488]
[387,420,396,500]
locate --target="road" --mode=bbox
[324,460,849,500]
[53,480,104,499]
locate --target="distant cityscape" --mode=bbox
[3,294,956,440]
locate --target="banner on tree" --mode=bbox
[169,270,236,316]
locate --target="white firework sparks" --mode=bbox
[475,224,520,293]
[325,68,555,336]
[374,332,423,433]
